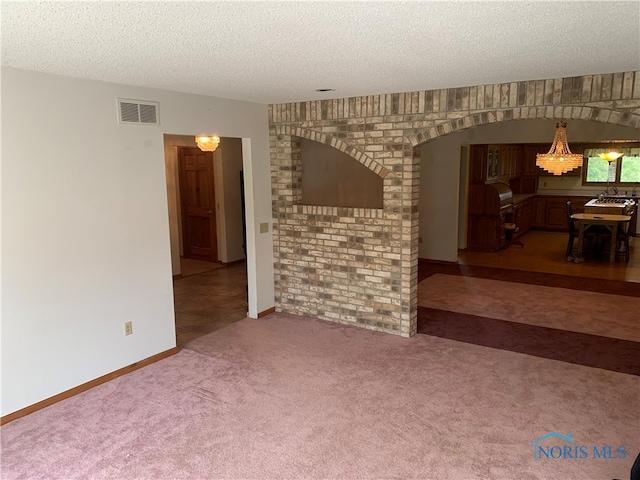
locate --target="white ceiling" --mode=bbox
[2,1,639,104]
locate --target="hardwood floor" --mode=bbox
[459,230,639,283]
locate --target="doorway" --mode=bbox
[164,135,249,346]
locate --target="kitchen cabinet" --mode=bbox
[470,144,522,185]
[534,197,546,228]
[530,196,591,231]
[469,145,489,184]
[544,198,569,230]
[467,182,512,251]
[523,145,543,177]
[512,197,535,239]
[499,146,510,180]
[496,145,522,182]
[470,144,500,184]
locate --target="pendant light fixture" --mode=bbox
[536,121,583,175]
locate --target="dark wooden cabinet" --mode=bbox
[467,182,512,251]
[499,145,510,180]
[512,197,535,239]
[469,144,501,184]
[528,196,592,231]
[469,145,489,184]
[487,145,500,182]
[467,140,611,246]
[544,198,569,230]
[534,197,546,228]
[523,145,542,177]
[471,144,523,185]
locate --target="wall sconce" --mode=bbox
[195,135,220,152]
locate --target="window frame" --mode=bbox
[581,142,640,187]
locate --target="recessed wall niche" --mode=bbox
[299,137,383,208]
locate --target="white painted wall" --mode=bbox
[419,119,640,261]
[0,67,273,416]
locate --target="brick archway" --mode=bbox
[406,107,640,147]
[270,71,640,338]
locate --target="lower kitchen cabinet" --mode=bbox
[513,196,592,235]
[544,198,569,231]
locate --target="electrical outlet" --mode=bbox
[260,222,269,233]
[124,321,133,336]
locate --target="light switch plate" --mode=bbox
[260,222,269,233]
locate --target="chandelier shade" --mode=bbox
[535,122,583,176]
[195,135,220,152]
[596,151,624,163]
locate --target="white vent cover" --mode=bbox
[117,99,160,125]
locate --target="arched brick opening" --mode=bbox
[406,110,640,334]
[407,107,640,147]
[269,71,640,338]
[274,125,388,178]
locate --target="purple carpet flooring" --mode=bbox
[418,306,640,376]
[417,263,640,377]
[1,313,638,480]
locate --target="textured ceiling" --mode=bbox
[2,1,639,104]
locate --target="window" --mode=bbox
[583,146,640,186]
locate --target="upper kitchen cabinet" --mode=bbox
[499,145,522,181]
[523,144,544,176]
[470,145,491,184]
[470,144,525,186]
[470,144,520,184]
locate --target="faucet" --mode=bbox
[606,185,618,195]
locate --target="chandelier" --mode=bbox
[195,135,220,152]
[536,122,583,175]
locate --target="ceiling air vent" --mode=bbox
[117,99,160,125]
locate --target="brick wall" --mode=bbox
[270,72,640,337]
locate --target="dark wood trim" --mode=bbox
[0,347,180,426]
[258,307,276,318]
[172,274,183,280]
[418,257,458,266]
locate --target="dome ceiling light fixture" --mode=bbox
[535,121,583,176]
[195,135,220,152]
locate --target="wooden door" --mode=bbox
[178,147,218,261]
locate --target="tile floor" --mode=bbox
[172,261,248,346]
